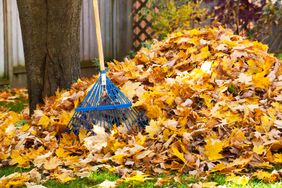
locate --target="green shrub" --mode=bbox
[139,0,210,39]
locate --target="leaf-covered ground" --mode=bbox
[1,27,282,187]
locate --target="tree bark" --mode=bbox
[17,0,82,114]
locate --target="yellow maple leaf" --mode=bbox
[10,150,29,168]
[162,129,171,141]
[226,174,250,186]
[110,140,126,152]
[59,111,72,125]
[146,104,163,119]
[246,59,259,74]
[252,41,268,51]
[135,133,147,145]
[274,153,282,163]
[138,52,150,63]
[44,157,62,170]
[0,152,9,160]
[199,93,213,108]
[211,163,227,172]
[271,102,282,113]
[171,145,186,163]
[53,172,75,183]
[111,154,126,164]
[124,174,150,182]
[165,95,175,106]
[188,28,200,36]
[20,124,30,132]
[204,138,224,161]
[252,72,270,88]
[253,170,278,182]
[145,120,162,139]
[56,147,70,158]
[8,111,22,124]
[192,46,211,62]
[222,39,237,47]
[200,182,218,188]
[38,115,50,129]
[1,172,30,188]
[253,145,265,155]
[261,115,274,132]
[224,111,242,124]
[121,81,142,101]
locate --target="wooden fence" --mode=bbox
[0,0,134,86]
[0,0,4,79]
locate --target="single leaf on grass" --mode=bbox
[96,180,116,188]
[226,174,250,186]
[124,174,150,182]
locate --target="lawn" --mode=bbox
[0,166,281,187]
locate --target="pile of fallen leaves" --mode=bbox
[1,27,282,187]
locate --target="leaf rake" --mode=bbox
[68,0,148,134]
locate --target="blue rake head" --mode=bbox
[68,71,148,134]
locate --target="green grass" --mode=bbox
[118,180,156,188]
[43,178,97,188]
[44,170,119,188]
[0,166,282,188]
[277,53,282,60]
[208,172,226,185]
[89,170,120,183]
[0,166,31,178]
[0,100,27,113]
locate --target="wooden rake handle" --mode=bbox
[92,0,105,71]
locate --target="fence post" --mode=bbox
[3,0,12,83]
[0,0,4,80]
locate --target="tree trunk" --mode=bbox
[17,0,82,114]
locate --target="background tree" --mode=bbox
[17,0,82,114]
